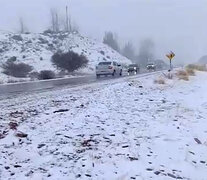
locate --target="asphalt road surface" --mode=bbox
[0,71,133,96]
[0,69,158,98]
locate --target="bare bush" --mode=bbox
[2,60,33,78]
[52,51,88,73]
[38,70,55,80]
[176,70,189,81]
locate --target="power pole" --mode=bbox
[66,6,69,32]
[55,13,59,32]
[19,18,24,34]
[69,15,72,32]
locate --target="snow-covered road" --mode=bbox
[0,68,149,96]
[0,71,207,180]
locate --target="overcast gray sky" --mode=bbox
[0,0,207,63]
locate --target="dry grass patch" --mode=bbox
[186,64,207,72]
[177,70,188,76]
[179,75,189,81]
[185,68,195,76]
[176,70,189,81]
[154,77,166,84]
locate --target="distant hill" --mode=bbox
[198,55,207,64]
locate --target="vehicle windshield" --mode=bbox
[129,64,137,67]
[98,62,111,65]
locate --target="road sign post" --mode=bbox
[166,51,175,70]
[166,51,175,79]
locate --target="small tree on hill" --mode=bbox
[52,51,88,73]
[19,17,28,34]
[103,32,120,52]
[122,42,135,61]
[137,38,155,66]
[50,8,60,33]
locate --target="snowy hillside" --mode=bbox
[0,31,131,82]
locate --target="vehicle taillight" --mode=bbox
[108,66,113,69]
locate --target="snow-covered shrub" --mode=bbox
[38,37,48,44]
[52,51,88,73]
[8,56,17,62]
[2,60,33,78]
[12,35,23,41]
[38,70,55,80]
[100,50,105,55]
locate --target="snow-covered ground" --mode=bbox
[0,71,207,180]
[0,31,131,83]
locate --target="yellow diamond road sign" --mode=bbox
[166,51,175,60]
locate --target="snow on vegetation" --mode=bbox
[0,71,207,179]
[0,31,131,83]
[173,64,207,82]
[153,64,207,84]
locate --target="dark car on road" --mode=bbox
[127,64,140,74]
[146,63,156,71]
